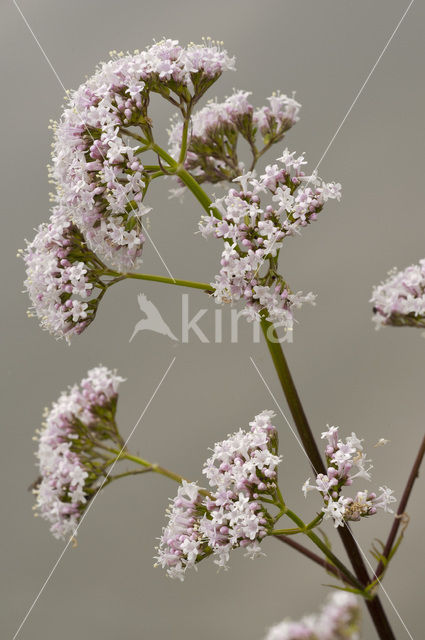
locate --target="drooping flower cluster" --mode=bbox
[33,367,125,539]
[199,149,341,338]
[155,410,281,580]
[22,207,117,341]
[371,259,425,329]
[168,89,300,184]
[49,39,235,272]
[264,592,361,640]
[303,426,396,528]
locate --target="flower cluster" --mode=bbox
[168,89,300,184]
[33,367,125,539]
[303,426,396,527]
[48,39,235,272]
[22,207,117,341]
[264,592,361,640]
[199,149,341,338]
[371,259,425,329]
[155,410,281,580]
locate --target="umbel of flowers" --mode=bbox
[21,206,124,341]
[22,37,342,345]
[49,38,235,273]
[199,151,341,339]
[371,259,425,329]
[168,89,301,185]
[155,410,281,580]
[303,426,396,528]
[155,412,394,581]
[264,592,361,640]
[33,366,126,539]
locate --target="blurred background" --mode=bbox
[2,1,424,638]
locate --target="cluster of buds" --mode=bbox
[264,592,361,640]
[33,367,125,539]
[21,207,120,341]
[371,259,425,329]
[155,410,282,580]
[168,89,300,184]
[198,149,341,339]
[303,426,396,527]
[49,39,235,273]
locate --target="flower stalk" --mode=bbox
[260,319,396,640]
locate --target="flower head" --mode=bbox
[48,39,235,272]
[22,207,117,341]
[33,367,125,539]
[168,89,300,185]
[264,592,361,640]
[371,260,425,329]
[303,425,395,527]
[155,410,281,579]
[199,150,341,339]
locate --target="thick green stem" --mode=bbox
[284,509,364,591]
[260,319,325,473]
[149,141,219,218]
[151,143,178,169]
[176,166,219,217]
[261,319,396,640]
[178,114,191,165]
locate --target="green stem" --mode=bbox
[284,509,364,592]
[270,527,304,536]
[123,272,213,292]
[178,115,191,165]
[120,451,186,484]
[150,142,220,218]
[102,468,153,487]
[177,166,218,217]
[261,319,396,640]
[260,319,325,473]
[151,142,178,168]
[272,512,323,536]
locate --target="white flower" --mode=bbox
[33,367,125,539]
[371,260,425,329]
[157,410,280,580]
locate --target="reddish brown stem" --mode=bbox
[375,432,425,579]
[274,535,359,589]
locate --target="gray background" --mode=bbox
[2,1,424,638]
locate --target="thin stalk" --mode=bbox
[120,451,187,485]
[260,319,396,640]
[101,468,153,488]
[272,512,323,536]
[178,114,191,165]
[107,271,213,293]
[274,535,360,589]
[119,451,211,499]
[375,432,425,579]
[271,527,305,536]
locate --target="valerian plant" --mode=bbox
[21,39,425,640]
